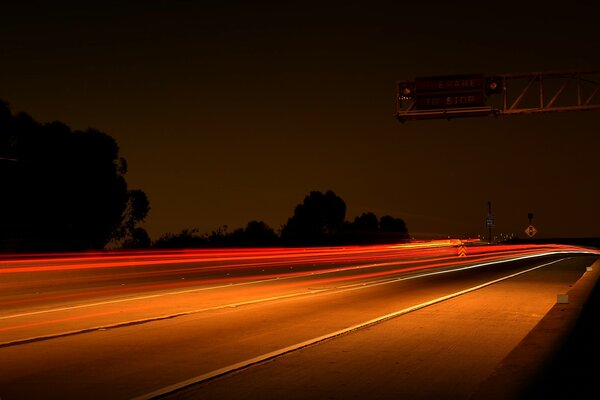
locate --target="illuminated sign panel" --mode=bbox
[416,93,485,109]
[414,74,485,110]
[415,75,485,93]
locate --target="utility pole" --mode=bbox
[487,202,493,244]
[485,201,496,244]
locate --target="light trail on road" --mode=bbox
[1,241,596,310]
[0,240,569,273]
[0,240,598,400]
[1,240,597,345]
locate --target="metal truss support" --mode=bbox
[498,70,600,115]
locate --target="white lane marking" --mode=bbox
[0,263,386,320]
[335,251,579,289]
[0,289,328,348]
[131,257,570,400]
[1,250,589,321]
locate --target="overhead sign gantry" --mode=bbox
[396,69,600,122]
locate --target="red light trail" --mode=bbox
[1,240,597,346]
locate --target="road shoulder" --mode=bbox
[471,256,600,399]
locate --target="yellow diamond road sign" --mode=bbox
[525,225,537,237]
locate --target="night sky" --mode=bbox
[2,1,599,241]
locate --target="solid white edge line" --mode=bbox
[131,256,572,400]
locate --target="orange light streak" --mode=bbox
[1,242,594,309]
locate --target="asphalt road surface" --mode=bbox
[0,242,598,400]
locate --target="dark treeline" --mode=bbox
[154,190,409,248]
[0,100,149,252]
[1,101,409,252]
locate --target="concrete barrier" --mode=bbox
[556,293,569,304]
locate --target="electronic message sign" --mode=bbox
[414,74,485,110]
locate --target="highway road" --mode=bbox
[0,241,598,399]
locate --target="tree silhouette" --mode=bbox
[379,215,410,242]
[150,190,410,249]
[122,227,152,249]
[0,100,149,251]
[153,228,207,249]
[228,220,279,247]
[380,215,408,234]
[280,190,346,245]
[115,189,151,248]
[351,212,379,230]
